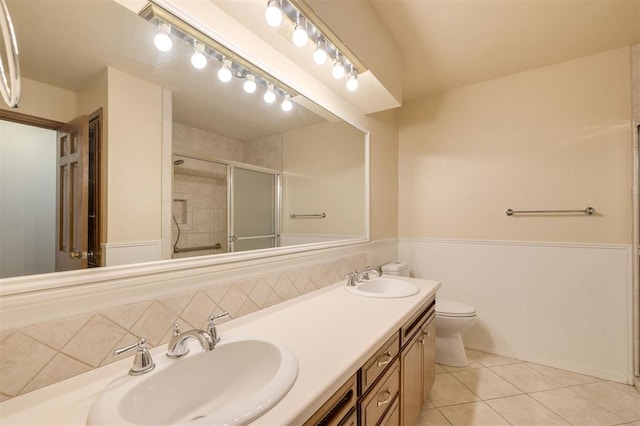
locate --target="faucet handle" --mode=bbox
[207,311,229,343]
[167,323,190,358]
[346,271,357,286]
[114,337,155,376]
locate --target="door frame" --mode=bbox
[0,109,105,270]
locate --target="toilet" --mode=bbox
[381,261,477,367]
[434,298,476,367]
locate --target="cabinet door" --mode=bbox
[422,317,436,403]
[400,329,422,426]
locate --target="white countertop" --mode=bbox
[0,276,440,425]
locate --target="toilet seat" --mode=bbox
[436,298,476,318]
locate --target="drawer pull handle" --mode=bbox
[376,389,392,407]
[376,352,392,367]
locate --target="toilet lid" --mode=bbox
[436,298,476,317]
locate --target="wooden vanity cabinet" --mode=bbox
[304,296,436,426]
[399,297,436,426]
[303,374,357,426]
[422,315,436,403]
[357,333,400,426]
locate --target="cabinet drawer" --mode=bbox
[304,374,357,426]
[359,332,400,394]
[400,296,435,347]
[359,360,400,426]
[379,395,400,426]
[338,409,356,426]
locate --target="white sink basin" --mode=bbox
[88,336,298,426]
[346,277,419,298]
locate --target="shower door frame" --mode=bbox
[227,164,281,253]
[171,151,281,255]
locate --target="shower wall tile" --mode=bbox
[0,253,367,400]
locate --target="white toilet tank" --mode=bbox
[381,261,410,277]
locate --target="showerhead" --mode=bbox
[173,159,185,166]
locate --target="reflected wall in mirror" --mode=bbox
[0,0,367,280]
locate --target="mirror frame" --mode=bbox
[0,0,371,304]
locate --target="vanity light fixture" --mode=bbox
[154,22,172,52]
[265,0,283,27]
[264,84,276,103]
[140,3,301,114]
[281,94,293,111]
[292,15,308,48]
[217,58,233,83]
[190,41,207,69]
[263,0,367,91]
[243,74,257,93]
[313,39,328,65]
[332,55,345,80]
[346,70,358,92]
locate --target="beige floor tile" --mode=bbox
[530,388,626,425]
[443,352,485,372]
[416,408,451,425]
[631,421,640,426]
[439,401,510,426]
[451,368,522,400]
[490,363,562,393]
[435,364,447,373]
[466,349,520,367]
[569,382,640,422]
[524,362,600,387]
[486,394,570,425]
[605,381,640,399]
[428,373,480,407]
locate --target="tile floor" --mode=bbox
[417,349,640,426]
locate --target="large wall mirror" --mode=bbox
[0,0,368,281]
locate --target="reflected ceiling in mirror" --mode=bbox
[0,0,367,281]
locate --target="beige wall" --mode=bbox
[366,109,399,241]
[106,67,163,243]
[398,47,632,244]
[283,121,366,236]
[0,77,76,123]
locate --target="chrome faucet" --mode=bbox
[206,311,229,344]
[166,325,214,358]
[356,266,380,283]
[114,337,155,375]
[166,311,230,358]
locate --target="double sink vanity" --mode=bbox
[0,275,440,425]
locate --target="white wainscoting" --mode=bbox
[399,238,633,383]
[102,241,162,267]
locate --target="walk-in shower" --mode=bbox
[171,154,280,258]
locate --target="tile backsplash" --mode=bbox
[0,253,367,402]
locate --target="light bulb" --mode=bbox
[292,18,308,47]
[217,59,232,83]
[313,41,328,65]
[190,42,207,69]
[332,58,345,79]
[243,75,257,93]
[346,72,358,91]
[281,95,293,112]
[154,23,172,52]
[264,85,276,104]
[265,0,283,27]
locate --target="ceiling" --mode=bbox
[369,0,640,102]
[6,0,327,141]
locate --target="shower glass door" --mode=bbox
[229,166,279,253]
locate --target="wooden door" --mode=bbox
[55,116,89,271]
